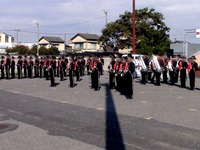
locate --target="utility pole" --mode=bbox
[103,10,108,25]
[14,29,20,45]
[36,22,40,56]
[64,33,67,50]
[132,0,136,54]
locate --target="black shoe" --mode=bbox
[126,95,133,99]
[50,83,56,87]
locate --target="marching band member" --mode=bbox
[64,56,68,77]
[57,57,61,78]
[39,57,44,78]
[5,54,11,79]
[119,57,129,95]
[81,56,86,76]
[125,54,135,99]
[17,56,23,79]
[157,54,164,85]
[74,57,81,82]
[179,56,188,88]
[11,56,16,79]
[99,55,104,75]
[86,55,92,75]
[168,57,175,85]
[44,56,50,80]
[141,54,149,84]
[28,56,34,79]
[60,56,66,81]
[23,55,28,78]
[115,57,122,91]
[68,56,75,88]
[188,56,198,90]
[49,56,56,87]
[0,56,5,79]
[108,54,117,89]
[175,55,181,83]
[34,55,40,78]
[162,56,169,84]
[91,55,101,91]
[148,57,153,81]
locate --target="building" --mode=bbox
[70,33,100,52]
[170,41,200,66]
[39,36,65,51]
[0,32,15,53]
[0,32,14,43]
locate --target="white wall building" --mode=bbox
[0,32,14,43]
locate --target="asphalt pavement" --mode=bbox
[0,74,200,150]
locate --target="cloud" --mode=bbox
[0,0,200,43]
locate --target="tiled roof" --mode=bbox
[71,33,99,41]
[40,36,65,43]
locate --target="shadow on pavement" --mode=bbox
[104,83,126,150]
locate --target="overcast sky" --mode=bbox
[1,0,200,43]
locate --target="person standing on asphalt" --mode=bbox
[188,56,198,90]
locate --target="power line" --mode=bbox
[40,16,105,28]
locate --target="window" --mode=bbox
[74,43,83,49]
[91,43,96,49]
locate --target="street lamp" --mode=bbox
[132,0,136,54]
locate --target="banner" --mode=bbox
[196,29,200,38]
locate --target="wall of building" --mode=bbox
[195,53,200,67]
[170,42,200,58]
[39,38,65,51]
[71,36,100,51]
[0,33,14,43]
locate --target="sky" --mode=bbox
[1,0,200,44]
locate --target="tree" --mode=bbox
[6,45,30,54]
[48,46,60,55]
[38,47,48,55]
[99,8,170,54]
[29,45,37,55]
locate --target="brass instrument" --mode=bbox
[152,55,161,72]
[138,55,148,72]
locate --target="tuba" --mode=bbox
[138,55,148,72]
[152,55,161,72]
